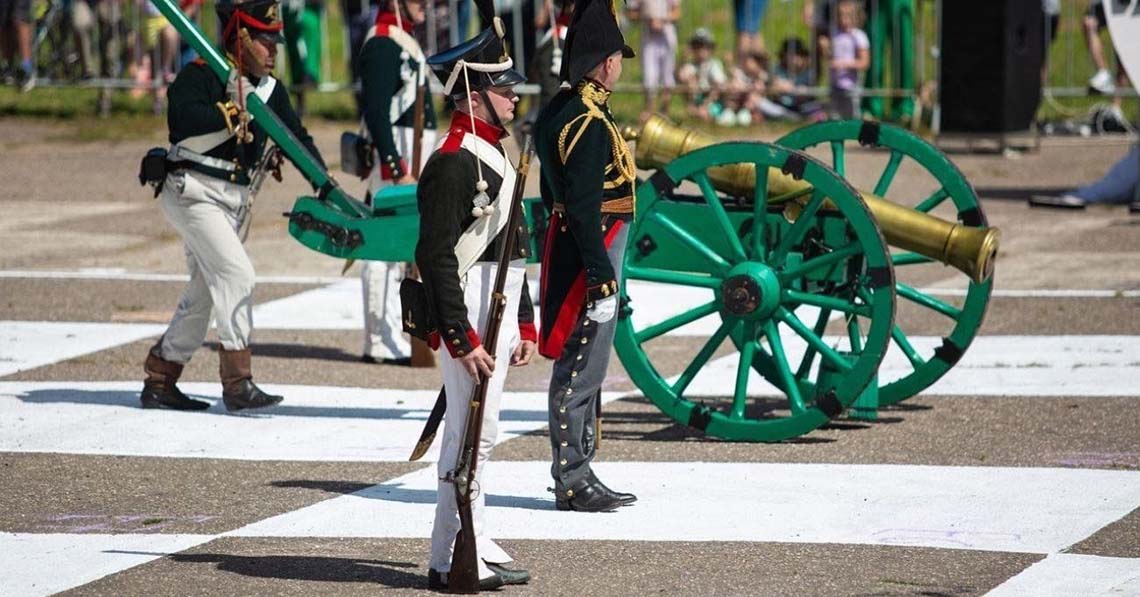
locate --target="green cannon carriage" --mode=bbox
[150,0,999,443]
[289,115,999,442]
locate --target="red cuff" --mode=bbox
[519,321,537,343]
[380,158,408,180]
[428,331,440,351]
[444,329,482,358]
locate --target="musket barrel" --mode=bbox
[628,116,999,284]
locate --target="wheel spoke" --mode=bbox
[772,190,826,262]
[891,324,926,368]
[892,251,935,267]
[872,150,904,197]
[752,163,770,260]
[775,306,852,372]
[649,212,732,274]
[626,265,722,289]
[635,300,720,343]
[914,187,950,213]
[830,141,846,177]
[782,289,871,317]
[846,315,864,352]
[778,242,862,282]
[764,321,807,414]
[897,282,963,320]
[693,172,747,263]
[732,335,758,419]
[795,307,832,378]
[672,319,736,397]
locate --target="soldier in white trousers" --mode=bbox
[358,0,437,364]
[414,22,535,590]
[140,0,325,412]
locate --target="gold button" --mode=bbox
[560,423,567,430]
[561,441,568,447]
[601,224,607,231]
[571,371,578,377]
[457,350,465,356]
[566,388,573,395]
[583,320,589,327]
[448,328,455,334]
[517,226,524,233]
[452,339,460,345]
[229,174,237,182]
[565,489,574,497]
[576,355,583,361]
[560,225,568,232]
[560,458,567,466]
[580,337,588,344]
[559,406,566,413]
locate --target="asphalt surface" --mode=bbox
[1,119,1138,596]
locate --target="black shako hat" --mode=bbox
[428,25,526,99]
[218,0,284,44]
[560,0,635,86]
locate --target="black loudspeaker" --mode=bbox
[940,1,1044,133]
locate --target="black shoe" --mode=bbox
[140,383,211,411]
[588,471,637,506]
[427,568,505,591]
[486,563,530,585]
[1129,201,1140,214]
[555,482,623,512]
[223,379,283,412]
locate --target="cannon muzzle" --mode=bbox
[625,115,999,284]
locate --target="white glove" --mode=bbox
[226,71,255,106]
[586,294,617,324]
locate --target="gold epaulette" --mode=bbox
[554,82,638,183]
[557,108,603,165]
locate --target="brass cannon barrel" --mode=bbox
[628,116,1000,284]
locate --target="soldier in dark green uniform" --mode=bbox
[534,0,638,512]
[358,0,438,365]
[141,0,325,412]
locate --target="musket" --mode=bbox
[239,142,283,242]
[411,64,426,179]
[446,135,535,594]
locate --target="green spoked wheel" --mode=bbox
[615,141,895,442]
[777,120,994,406]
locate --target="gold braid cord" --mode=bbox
[558,80,637,185]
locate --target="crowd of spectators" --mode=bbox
[6,0,1132,132]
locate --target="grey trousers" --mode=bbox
[548,226,629,496]
[156,169,255,364]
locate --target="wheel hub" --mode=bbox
[720,262,781,320]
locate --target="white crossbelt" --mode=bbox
[168,145,238,172]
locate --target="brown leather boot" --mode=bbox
[219,348,283,412]
[141,346,209,410]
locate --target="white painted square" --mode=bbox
[0,381,619,462]
[0,532,212,597]
[0,322,166,377]
[986,553,1140,596]
[230,461,1140,555]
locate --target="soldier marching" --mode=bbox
[140,0,324,413]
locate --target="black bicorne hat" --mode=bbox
[218,0,284,45]
[428,25,526,99]
[560,0,634,86]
